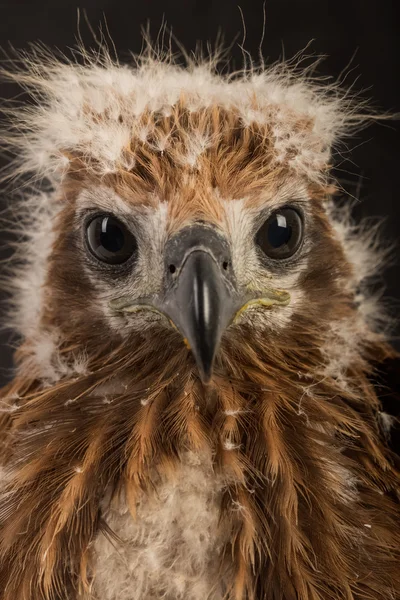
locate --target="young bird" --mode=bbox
[0,44,399,600]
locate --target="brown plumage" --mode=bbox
[0,43,399,600]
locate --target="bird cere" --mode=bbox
[0,40,399,600]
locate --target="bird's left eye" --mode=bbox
[86,215,138,264]
[255,207,303,260]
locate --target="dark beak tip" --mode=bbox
[198,365,213,385]
[191,349,214,384]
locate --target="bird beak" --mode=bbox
[158,225,236,383]
[160,247,234,383]
[110,224,290,383]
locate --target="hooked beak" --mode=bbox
[110,224,290,383]
[161,249,233,383]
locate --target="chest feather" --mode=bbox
[91,453,229,600]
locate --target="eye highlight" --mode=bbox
[255,207,303,260]
[86,215,138,265]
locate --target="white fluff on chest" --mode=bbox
[91,452,229,600]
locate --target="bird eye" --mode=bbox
[86,215,138,264]
[255,207,303,259]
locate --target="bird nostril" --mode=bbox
[222,261,229,271]
[169,264,176,274]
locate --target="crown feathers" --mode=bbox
[0,44,375,187]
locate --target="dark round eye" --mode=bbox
[86,215,137,264]
[255,207,303,259]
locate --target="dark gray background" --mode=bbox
[0,1,399,386]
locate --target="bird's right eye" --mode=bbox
[85,215,138,265]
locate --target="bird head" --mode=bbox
[12,59,365,390]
